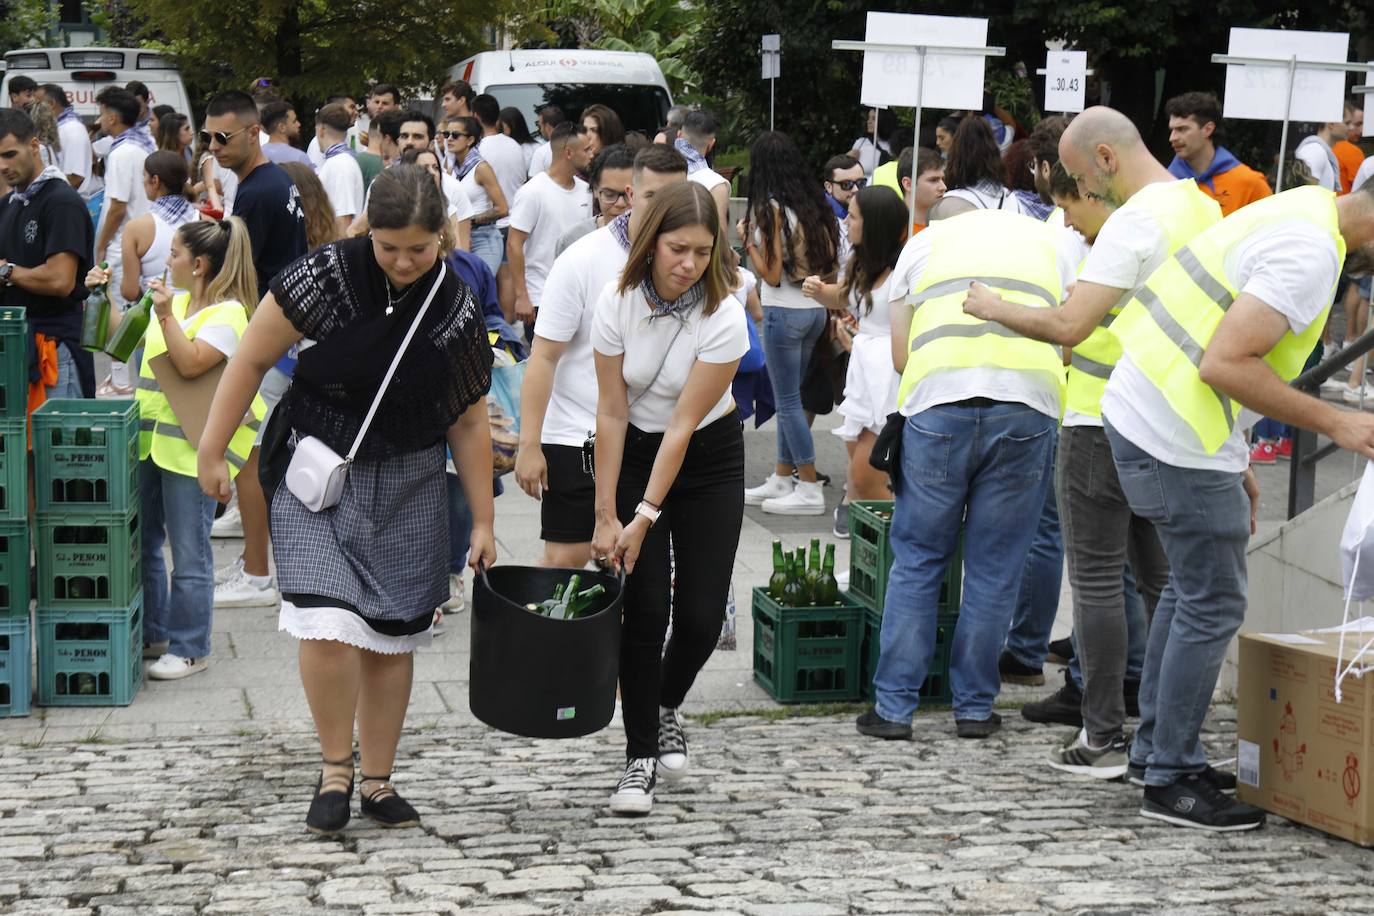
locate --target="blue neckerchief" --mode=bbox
[609,211,632,252]
[324,142,353,160]
[1167,145,1242,192]
[642,274,704,321]
[151,194,195,226]
[456,147,484,180]
[1015,190,1055,222]
[825,192,848,220]
[674,137,707,174]
[57,106,82,127]
[9,165,66,207]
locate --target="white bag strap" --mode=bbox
[344,263,447,462]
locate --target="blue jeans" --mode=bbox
[874,402,1056,722]
[470,224,503,276]
[1006,438,1063,668]
[141,460,216,658]
[762,306,827,466]
[1105,421,1249,786]
[47,342,84,399]
[1069,565,1147,689]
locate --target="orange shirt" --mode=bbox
[1197,162,1272,216]
[1333,140,1365,195]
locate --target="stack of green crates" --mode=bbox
[32,399,144,707]
[848,500,964,704]
[0,307,30,716]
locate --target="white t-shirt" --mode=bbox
[318,153,365,221]
[479,133,528,229]
[99,142,152,267]
[1295,135,1339,192]
[306,135,325,168]
[854,272,895,338]
[591,284,750,433]
[1353,157,1374,195]
[888,224,1079,420]
[188,300,247,358]
[212,160,238,215]
[56,119,92,189]
[527,142,552,180]
[533,226,628,446]
[689,168,729,197]
[441,172,476,224]
[1102,221,1341,472]
[508,171,592,309]
[851,137,890,177]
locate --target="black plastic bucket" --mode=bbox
[469,564,623,738]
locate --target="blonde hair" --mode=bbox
[178,217,260,313]
[617,182,736,315]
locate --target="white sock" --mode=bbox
[246,572,272,588]
[1079,727,1110,751]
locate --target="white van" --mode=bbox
[448,50,672,136]
[1,47,194,129]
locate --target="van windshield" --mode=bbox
[489,83,671,137]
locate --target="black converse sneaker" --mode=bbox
[657,707,689,780]
[609,757,657,816]
[1140,772,1265,831]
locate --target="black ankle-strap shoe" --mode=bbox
[306,755,354,836]
[360,774,421,828]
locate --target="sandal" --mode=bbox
[306,754,354,836]
[360,773,421,828]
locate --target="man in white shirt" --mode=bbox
[526,106,564,180]
[474,94,529,231]
[307,94,359,166]
[391,110,473,248]
[314,102,364,237]
[507,121,594,324]
[1295,119,1345,192]
[36,84,92,194]
[678,110,730,230]
[514,145,689,566]
[92,87,152,296]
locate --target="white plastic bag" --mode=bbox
[1334,461,1374,700]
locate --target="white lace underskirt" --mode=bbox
[279,599,433,655]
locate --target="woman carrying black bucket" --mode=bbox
[196,165,497,836]
[590,182,750,815]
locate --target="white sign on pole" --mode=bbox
[1222,28,1348,122]
[761,34,781,80]
[859,13,989,110]
[1364,68,1374,138]
[1043,50,1087,113]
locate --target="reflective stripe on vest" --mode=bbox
[1109,185,1344,452]
[1064,179,1222,420]
[896,209,1067,411]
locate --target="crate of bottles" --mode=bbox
[848,500,963,616]
[0,417,25,520]
[0,518,30,618]
[36,508,141,610]
[0,306,26,419]
[751,587,864,703]
[0,615,32,717]
[859,607,956,705]
[31,399,140,514]
[35,592,143,706]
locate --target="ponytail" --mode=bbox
[178,217,260,313]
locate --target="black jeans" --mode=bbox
[616,410,745,759]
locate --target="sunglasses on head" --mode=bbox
[198,125,254,147]
[834,178,867,191]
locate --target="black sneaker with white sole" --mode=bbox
[1140,773,1265,831]
[1021,670,1083,727]
[657,707,689,780]
[609,757,657,816]
[1128,762,1237,795]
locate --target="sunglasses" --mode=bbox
[596,187,630,205]
[198,125,254,147]
[442,131,470,140]
[834,178,867,191]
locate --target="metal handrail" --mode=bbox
[1287,327,1374,518]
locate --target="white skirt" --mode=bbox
[279,599,434,655]
[833,332,901,441]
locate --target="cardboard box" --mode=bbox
[1236,630,1374,846]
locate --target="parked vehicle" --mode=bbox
[1,47,193,129]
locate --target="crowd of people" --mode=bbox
[2,66,1374,836]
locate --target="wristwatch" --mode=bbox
[0,262,12,286]
[634,500,662,527]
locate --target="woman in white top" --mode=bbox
[117,151,200,306]
[498,107,541,174]
[849,108,896,177]
[803,187,909,526]
[589,182,749,817]
[445,117,508,275]
[941,116,1025,214]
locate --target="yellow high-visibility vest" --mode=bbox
[896,209,1067,410]
[1109,185,1344,453]
[1064,180,1221,419]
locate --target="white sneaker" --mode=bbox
[1344,383,1373,406]
[211,503,243,538]
[1323,342,1343,362]
[1321,375,1346,394]
[609,757,657,816]
[214,569,279,608]
[147,653,209,680]
[744,473,794,506]
[214,556,244,585]
[761,480,826,515]
[441,573,466,611]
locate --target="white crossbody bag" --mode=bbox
[286,264,447,512]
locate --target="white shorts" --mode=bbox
[833,332,900,442]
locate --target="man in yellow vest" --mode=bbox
[854,197,1079,742]
[963,108,1220,786]
[1089,183,1374,831]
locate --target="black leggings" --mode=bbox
[616,410,745,759]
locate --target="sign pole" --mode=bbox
[1275,55,1298,193]
[908,48,926,237]
[761,34,781,133]
[771,78,776,132]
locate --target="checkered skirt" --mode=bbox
[270,442,449,626]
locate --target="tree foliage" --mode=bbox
[0,0,58,54]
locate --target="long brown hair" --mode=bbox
[279,161,341,250]
[617,182,735,315]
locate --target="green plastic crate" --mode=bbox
[0,518,30,618]
[848,500,963,616]
[36,508,141,610]
[0,417,25,520]
[859,607,957,705]
[0,616,32,717]
[32,399,140,514]
[35,594,143,706]
[0,307,26,419]
[751,587,863,703]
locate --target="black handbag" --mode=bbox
[869,411,904,473]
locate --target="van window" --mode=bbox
[487,83,671,137]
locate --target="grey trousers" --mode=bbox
[1056,424,1169,745]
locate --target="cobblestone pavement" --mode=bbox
[3,707,1374,915]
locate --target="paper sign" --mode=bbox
[1043,50,1087,113]
[1365,69,1373,138]
[859,12,990,110]
[761,35,781,80]
[1222,27,1349,123]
